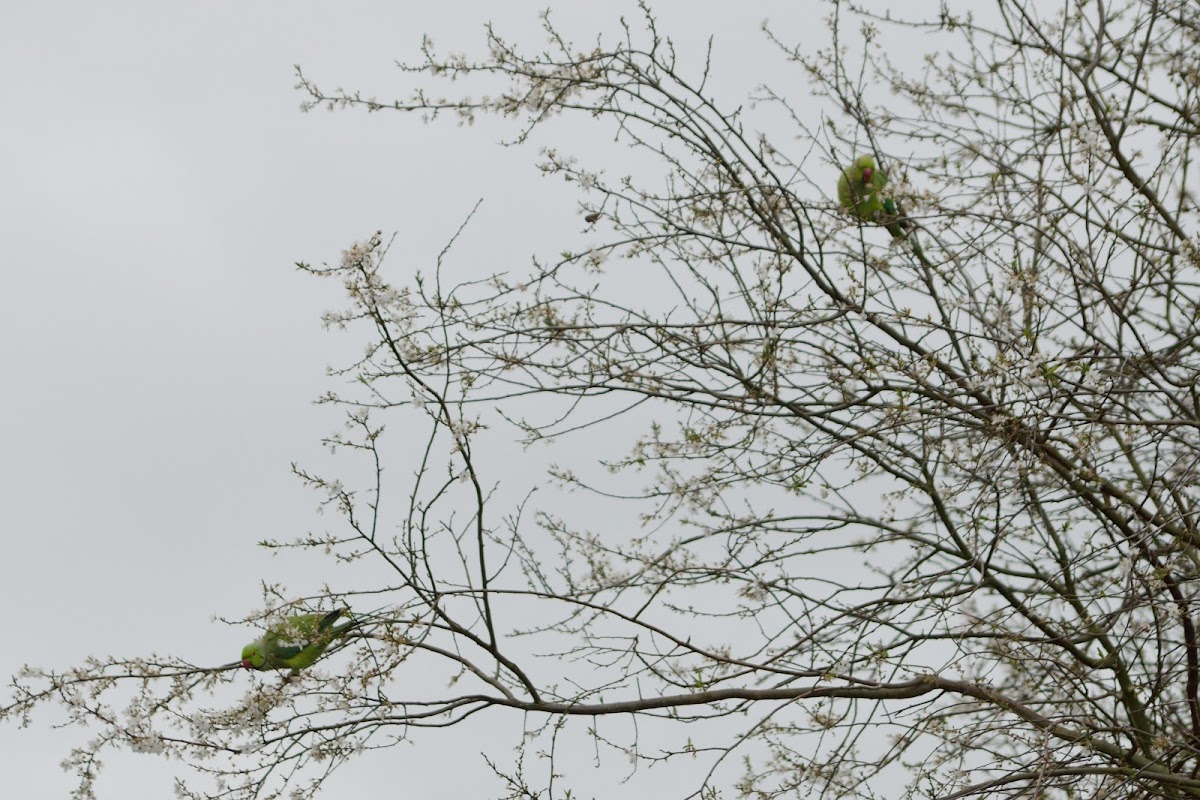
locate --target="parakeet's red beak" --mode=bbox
[241,659,252,670]
[861,167,873,183]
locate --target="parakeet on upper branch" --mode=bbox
[241,609,352,673]
[837,155,910,240]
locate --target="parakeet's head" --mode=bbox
[853,155,877,184]
[241,642,266,670]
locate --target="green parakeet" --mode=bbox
[837,155,910,239]
[241,609,352,673]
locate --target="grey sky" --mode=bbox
[0,1,897,795]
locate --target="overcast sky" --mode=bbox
[0,1,919,796]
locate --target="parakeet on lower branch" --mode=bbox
[837,155,910,239]
[241,609,352,673]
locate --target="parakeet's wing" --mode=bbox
[271,612,335,640]
[268,639,308,663]
[272,610,350,667]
